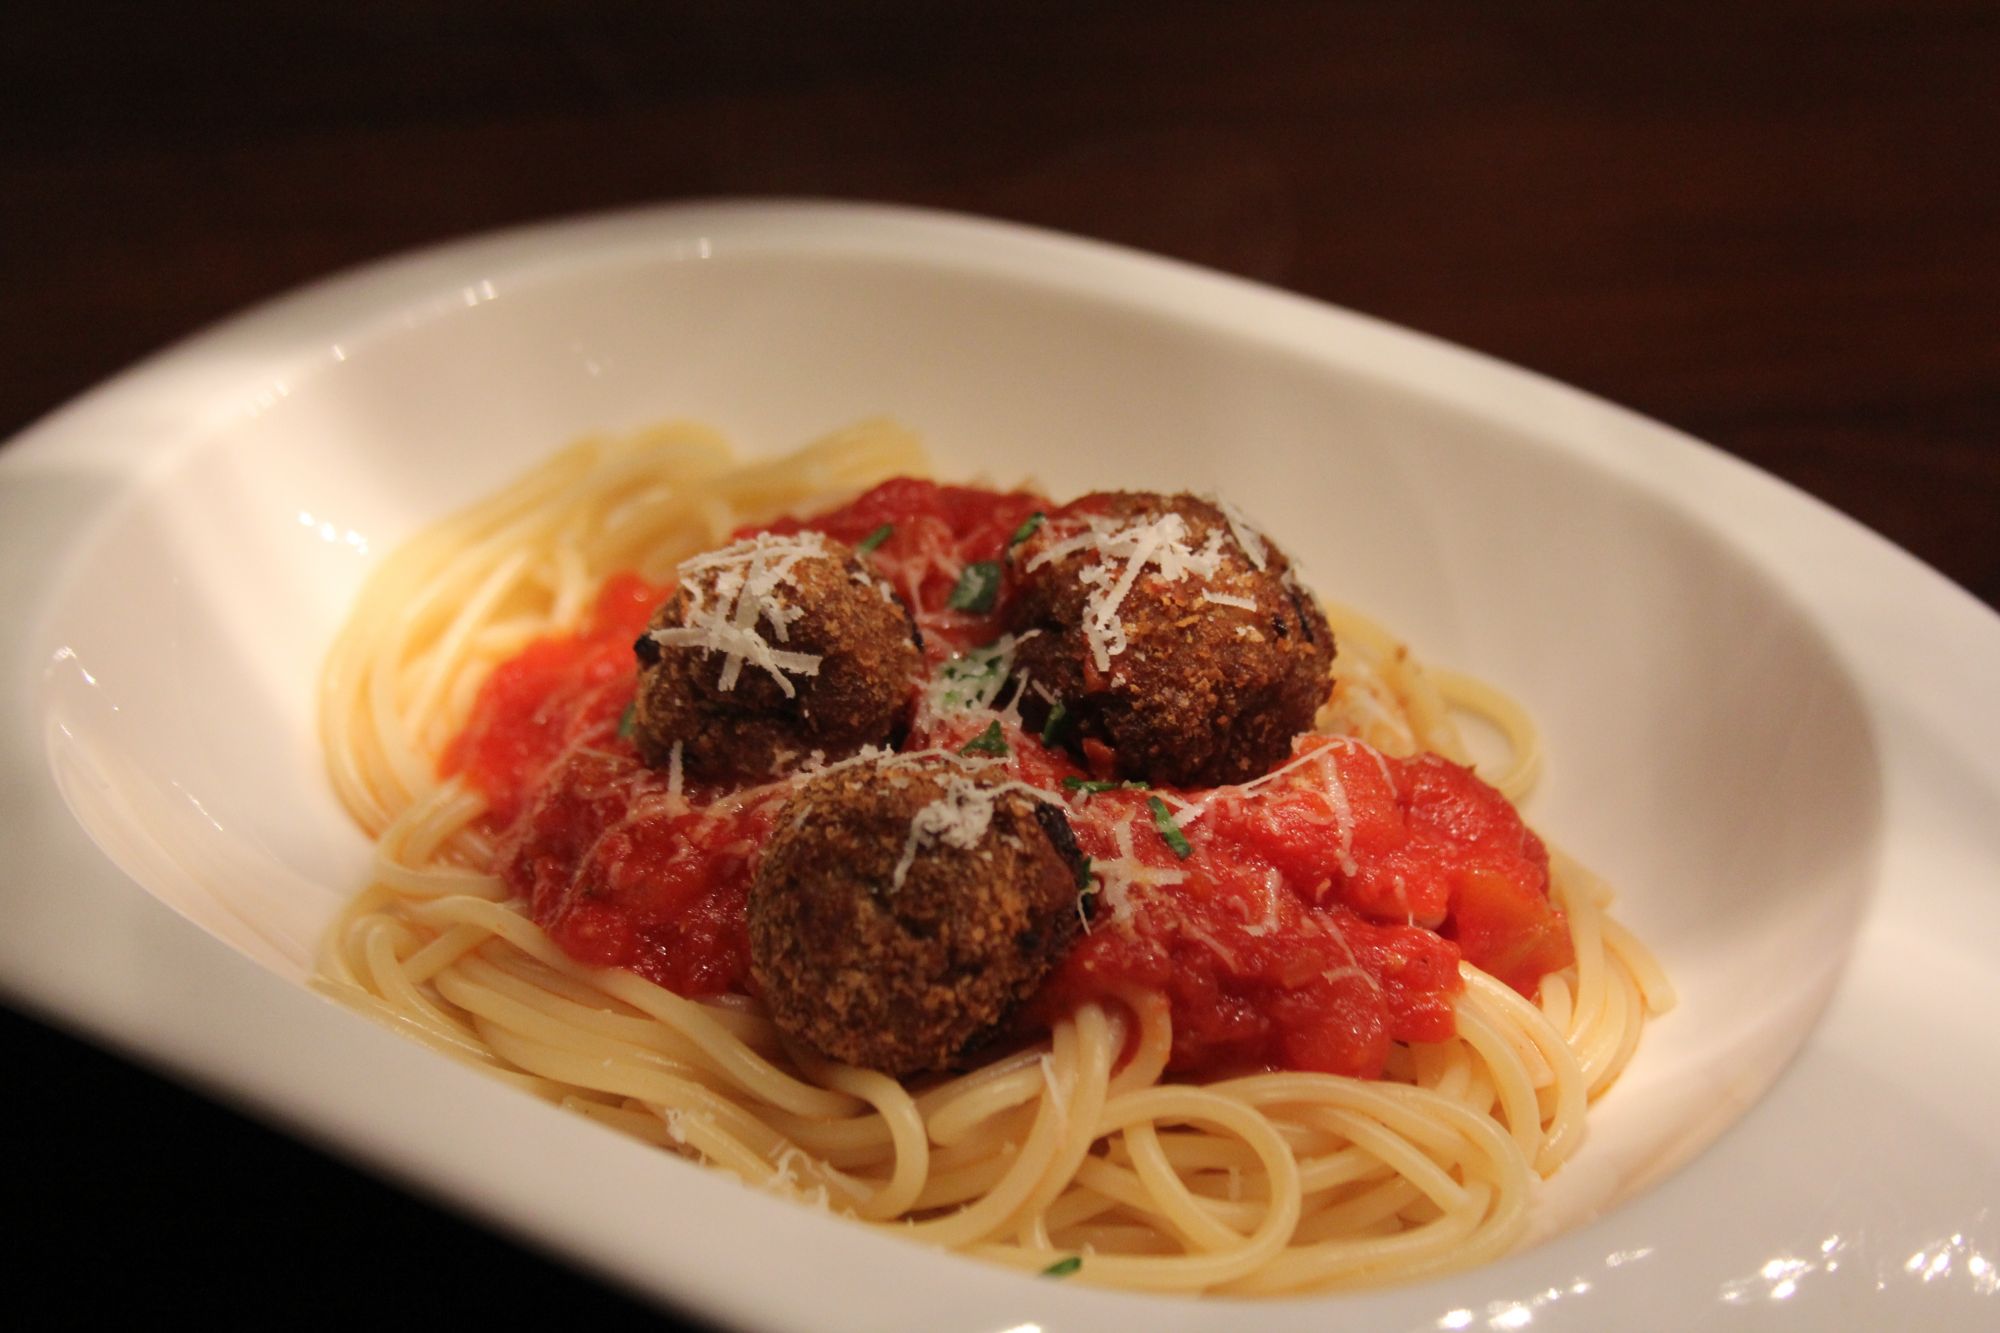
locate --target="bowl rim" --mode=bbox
[5,198,2000,1331]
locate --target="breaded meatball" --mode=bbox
[633,531,921,779]
[748,759,1088,1075]
[1006,492,1333,787]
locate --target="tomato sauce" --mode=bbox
[440,572,661,827]
[439,479,1572,1077]
[757,477,1044,656]
[1027,739,1563,1078]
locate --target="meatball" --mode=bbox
[632,531,922,780]
[1006,491,1333,787]
[748,759,1088,1075]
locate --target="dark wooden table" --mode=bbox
[5,3,1995,1326]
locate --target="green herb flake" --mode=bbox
[946,561,1002,614]
[855,522,894,554]
[1148,796,1193,859]
[1061,776,1150,795]
[958,720,1008,756]
[1074,856,1094,891]
[616,701,637,740]
[1040,1255,1083,1279]
[1039,700,1069,745]
[1008,511,1046,549]
[934,649,997,710]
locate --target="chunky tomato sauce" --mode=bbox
[440,479,1572,1079]
[441,572,775,993]
[758,477,1043,656]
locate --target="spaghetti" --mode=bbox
[316,419,1671,1293]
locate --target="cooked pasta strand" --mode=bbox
[315,423,1665,1294]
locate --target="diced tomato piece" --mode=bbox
[1449,867,1575,997]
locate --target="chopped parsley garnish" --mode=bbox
[1074,855,1093,891]
[946,560,1002,614]
[1148,795,1193,858]
[1062,776,1149,794]
[1009,511,1045,549]
[855,522,894,554]
[1040,1256,1082,1278]
[1039,700,1069,745]
[958,720,1008,756]
[616,701,637,739]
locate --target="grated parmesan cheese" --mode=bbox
[1307,746,1362,878]
[918,631,1040,723]
[1028,511,1227,671]
[1213,496,1271,571]
[649,532,832,696]
[1241,867,1287,937]
[1313,910,1384,998]
[1173,736,1375,830]
[881,752,1076,890]
[1087,810,1190,927]
[889,775,999,889]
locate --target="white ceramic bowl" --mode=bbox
[4,202,1998,1330]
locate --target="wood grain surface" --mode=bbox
[4,3,1995,1326]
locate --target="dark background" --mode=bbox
[4,2,1995,1326]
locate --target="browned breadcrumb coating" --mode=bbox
[748,760,1087,1076]
[1005,491,1334,786]
[632,534,922,779]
